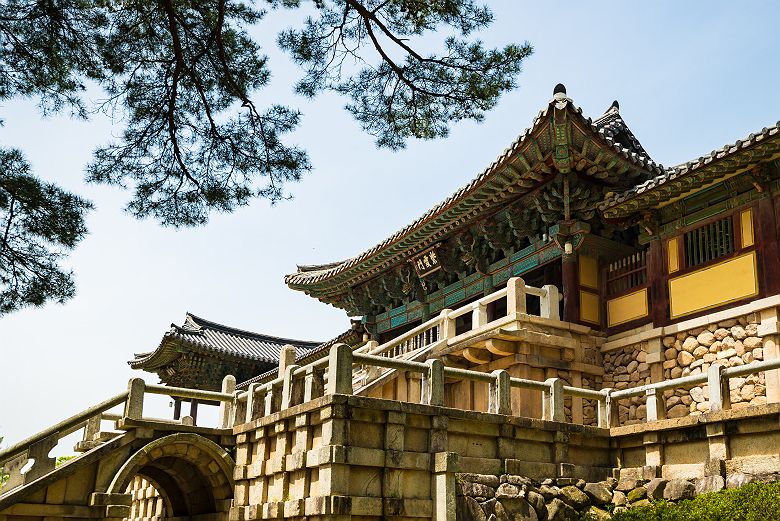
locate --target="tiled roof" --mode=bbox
[592,101,652,163]
[286,89,662,295]
[236,321,365,389]
[129,313,321,370]
[601,121,780,216]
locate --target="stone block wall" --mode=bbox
[660,314,767,417]
[229,394,611,520]
[126,475,165,521]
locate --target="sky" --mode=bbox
[1,2,780,452]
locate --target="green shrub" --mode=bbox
[55,455,77,467]
[610,481,780,521]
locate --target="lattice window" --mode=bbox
[684,216,734,268]
[606,251,647,296]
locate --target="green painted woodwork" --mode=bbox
[640,164,780,243]
[374,240,563,334]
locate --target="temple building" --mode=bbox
[282,84,780,423]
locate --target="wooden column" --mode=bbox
[173,398,182,420]
[562,254,579,323]
[646,239,668,327]
[189,399,199,424]
[758,197,780,296]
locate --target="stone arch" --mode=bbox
[107,433,234,519]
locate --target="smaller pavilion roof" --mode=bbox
[130,313,321,371]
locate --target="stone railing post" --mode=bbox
[84,415,101,442]
[708,364,731,412]
[245,383,260,423]
[326,343,353,395]
[231,392,246,426]
[278,344,296,376]
[597,388,614,428]
[472,302,488,330]
[542,378,565,422]
[645,387,665,422]
[760,305,780,402]
[507,277,527,315]
[364,339,380,354]
[264,381,281,415]
[281,364,300,409]
[304,365,325,402]
[764,335,780,403]
[124,378,145,420]
[489,370,512,415]
[423,359,444,406]
[439,309,456,340]
[219,375,236,428]
[541,284,561,320]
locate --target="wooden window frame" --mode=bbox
[673,209,753,278]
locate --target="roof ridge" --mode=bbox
[185,312,320,347]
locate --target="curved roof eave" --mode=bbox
[286,93,661,296]
[602,122,780,218]
[129,313,323,370]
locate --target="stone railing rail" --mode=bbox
[232,343,780,431]
[356,277,561,361]
[348,278,560,389]
[0,391,129,492]
[604,357,780,423]
[0,378,236,497]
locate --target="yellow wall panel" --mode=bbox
[578,255,598,289]
[741,209,754,248]
[607,288,649,327]
[669,251,758,319]
[579,290,600,324]
[667,237,679,274]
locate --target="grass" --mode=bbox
[606,481,780,521]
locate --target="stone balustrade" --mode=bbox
[0,378,236,497]
[231,335,780,435]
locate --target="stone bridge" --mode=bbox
[0,388,236,521]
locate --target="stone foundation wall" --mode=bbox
[230,394,611,520]
[661,314,767,417]
[456,472,780,521]
[581,374,604,427]
[602,344,651,425]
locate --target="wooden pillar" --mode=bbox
[646,239,668,327]
[190,399,199,424]
[562,254,579,323]
[757,197,780,296]
[173,398,182,420]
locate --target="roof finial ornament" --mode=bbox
[610,100,620,112]
[553,83,568,108]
